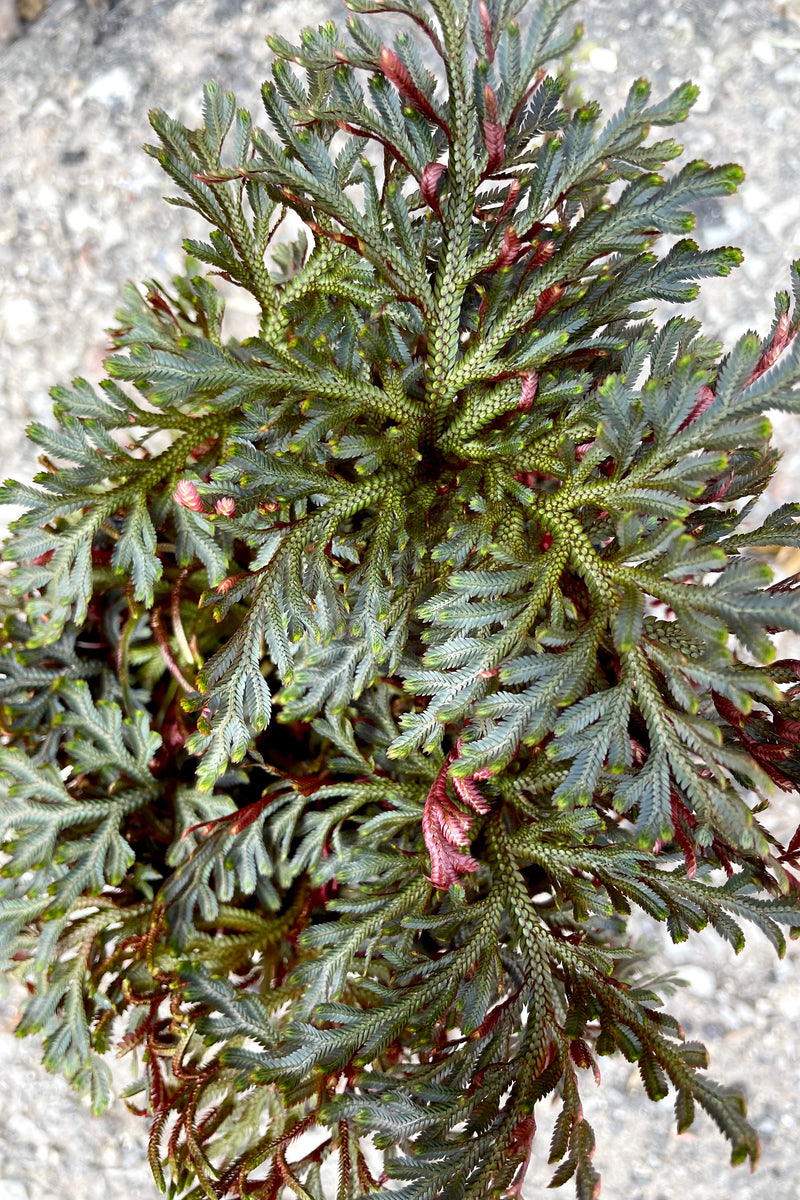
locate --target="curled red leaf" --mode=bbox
[678,383,715,431]
[174,479,204,512]
[493,225,522,269]
[479,0,495,60]
[379,47,446,130]
[483,85,505,172]
[531,283,563,321]
[519,371,538,411]
[422,757,492,888]
[451,773,491,814]
[420,161,447,216]
[750,309,795,382]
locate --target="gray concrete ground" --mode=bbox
[1,1,800,1197]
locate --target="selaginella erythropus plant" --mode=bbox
[3,0,800,1195]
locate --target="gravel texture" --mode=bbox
[1,1,800,1197]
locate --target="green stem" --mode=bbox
[426,1,476,421]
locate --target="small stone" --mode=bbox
[85,68,137,112]
[778,988,800,1021]
[588,46,617,74]
[64,205,96,237]
[18,0,44,19]
[0,296,40,345]
[32,96,66,121]
[102,215,127,246]
[751,37,776,66]
[32,183,59,211]
[60,148,88,166]
[741,182,771,214]
[7,1110,49,1147]
[691,86,714,115]
[0,0,21,46]
[767,197,800,237]
[677,965,716,999]
[775,61,800,85]
[0,1180,30,1200]
[764,104,790,134]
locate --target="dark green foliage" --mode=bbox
[2,0,800,1195]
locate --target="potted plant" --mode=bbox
[2,0,800,1195]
